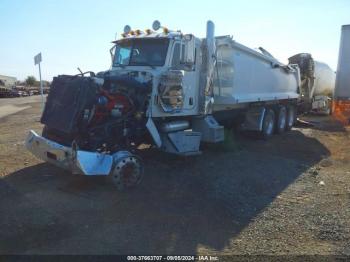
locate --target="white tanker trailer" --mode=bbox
[26,21,314,190]
[312,61,336,114]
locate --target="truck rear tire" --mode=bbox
[275,106,287,134]
[261,108,275,139]
[286,106,296,131]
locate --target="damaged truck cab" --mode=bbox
[26,21,224,190]
[105,20,222,154]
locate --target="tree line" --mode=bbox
[18,76,51,87]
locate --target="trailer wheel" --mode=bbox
[261,108,275,139]
[286,106,296,131]
[275,106,287,134]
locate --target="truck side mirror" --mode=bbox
[181,34,195,69]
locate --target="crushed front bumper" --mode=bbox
[25,130,114,176]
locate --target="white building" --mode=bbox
[0,75,17,89]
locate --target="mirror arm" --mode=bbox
[110,45,116,66]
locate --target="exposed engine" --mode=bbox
[41,72,152,153]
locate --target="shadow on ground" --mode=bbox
[0,129,330,254]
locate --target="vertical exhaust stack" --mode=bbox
[203,20,216,114]
[206,20,216,64]
[334,25,350,124]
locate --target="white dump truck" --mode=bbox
[26,21,314,189]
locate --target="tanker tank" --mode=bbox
[288,53,335,114]
[313,61,336,97]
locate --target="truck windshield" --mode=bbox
[113,38,169,67]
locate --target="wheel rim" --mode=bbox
[111,156,143,190]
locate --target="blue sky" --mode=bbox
[0,0,349,81]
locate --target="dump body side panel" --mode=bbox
[213,38,299,112]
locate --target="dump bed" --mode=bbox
[213,37,299,111]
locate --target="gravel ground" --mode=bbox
[0,98,350,255]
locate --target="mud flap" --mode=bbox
[241,107,266,131]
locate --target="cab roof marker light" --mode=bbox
[124,25,131,34]
[135,29,143,36]
[152,20,161,31]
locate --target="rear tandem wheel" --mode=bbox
[261,108,275,139]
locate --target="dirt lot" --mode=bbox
[0,95,44,119]
[0,97,350,255]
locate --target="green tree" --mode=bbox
[25,76,36,86]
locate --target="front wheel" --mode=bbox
[109,151,143,191]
